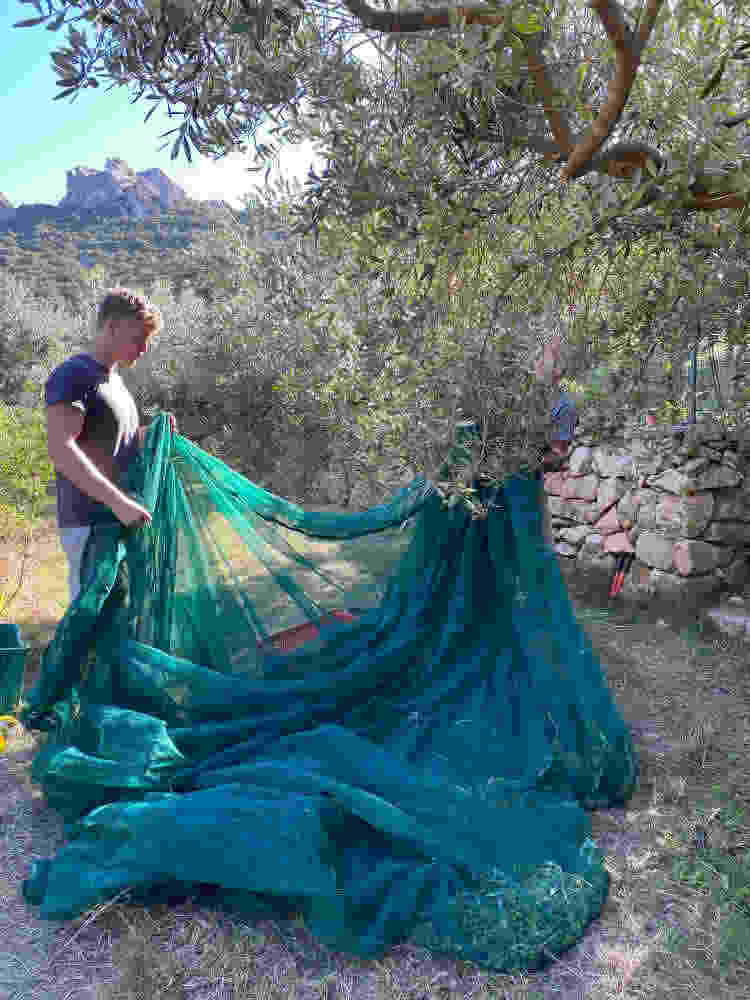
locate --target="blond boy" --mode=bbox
[45,288,176,602]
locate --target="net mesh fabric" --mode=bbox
[18,415,638,973]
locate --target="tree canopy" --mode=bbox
[14,0,750,507]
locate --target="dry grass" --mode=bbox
[1,519,750,998]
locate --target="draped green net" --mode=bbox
[18,414,638,973]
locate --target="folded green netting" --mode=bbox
[18,414,638,973]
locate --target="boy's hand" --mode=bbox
[114,495,152,528]
[136,415,177,451]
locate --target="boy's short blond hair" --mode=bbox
[96,287,163,338]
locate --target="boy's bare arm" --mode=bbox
[46,402,130,513]
[46,403,153,528]
[137,417,176,449]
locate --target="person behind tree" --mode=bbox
[448,334,577,543]
[44,287,177,604]
[534,335,578,547]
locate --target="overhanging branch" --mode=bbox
[340,0,509,31]
[555,0,664,180]
[341,0,665,182]
[523,34,574,160]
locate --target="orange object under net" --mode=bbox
[258,610,359,652]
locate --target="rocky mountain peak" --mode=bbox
[104,157,135,176]
[0,158,238,229]
[59,157,189,219]
[0,192,15,223]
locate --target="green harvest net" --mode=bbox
[17,414,638,973]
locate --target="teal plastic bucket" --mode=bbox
[0,624,28,714]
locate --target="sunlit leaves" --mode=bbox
[12,0,750,502]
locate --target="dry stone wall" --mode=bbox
[544,417,750,602]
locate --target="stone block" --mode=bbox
[545,429,750,572]
[654,494,683,538]
[638,459,667,478]
[616,488,648,522]
[672,539,722,576]
[704,607,749,638]
[592,447,635,478]
[546,496,564,518]
[713,545,735,568]
[603,531,634,554]
[581,533,603,557]
[695,463,742,489]
[561,475,598,501]
[635,531,675,571]
[593,505,623,536]
[559,525,589,545]
[713,494,749,521]
[547,496,591,522]
[635,498,658,530]
[597,477,628,512]
[543,471,564,495]
[550,517,570,529]
[716,557,750,589]
[576,550,614,575]
[681,457,710,476]
[654,492,714,538]
[568,446,593,475]
[704,521,750,545]
[737,426,750,454]
[583,504,603,524]
[648,468,692,495]
[680,492,715,537]
[553,541,578,557]
[624,437,652,460]
[627,523,642,544]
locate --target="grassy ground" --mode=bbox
[1,515,750,999]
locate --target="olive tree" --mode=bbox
[14,0,750,507]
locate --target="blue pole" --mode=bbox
[689,347,698,424]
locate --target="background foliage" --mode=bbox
[4,0,750,528]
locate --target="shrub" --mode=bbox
[0,402,54,534]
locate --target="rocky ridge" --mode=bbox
[0,157,235,225]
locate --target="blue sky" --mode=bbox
[1,3,381,211]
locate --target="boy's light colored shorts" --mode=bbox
[58,525,92,603]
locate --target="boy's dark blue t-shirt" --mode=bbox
[45,353,140,528]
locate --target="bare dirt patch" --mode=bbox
[0,727,131,1000]
[1,526,749,998]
